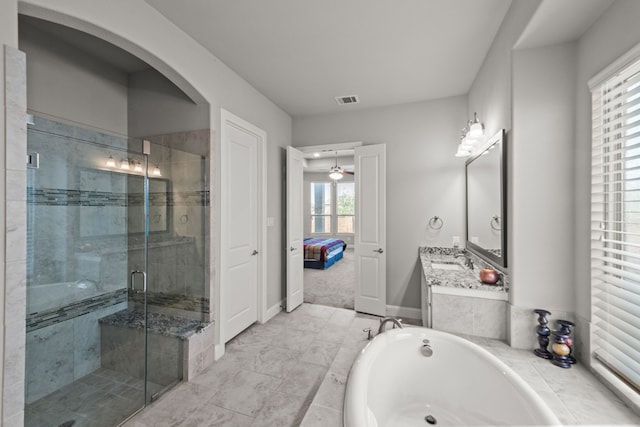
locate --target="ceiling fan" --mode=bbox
[329,152,354,180]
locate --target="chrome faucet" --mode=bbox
[421,339,433,357]
[464,255,474,270]
[378,316,403,334]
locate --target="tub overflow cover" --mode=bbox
[425,415,437,425]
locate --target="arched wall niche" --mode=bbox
[18,1,209,107]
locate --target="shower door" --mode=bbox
[24,117,152,427]
[26,117,208,427]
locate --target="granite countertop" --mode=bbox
[419,246,508,293]
[99,308,209,339]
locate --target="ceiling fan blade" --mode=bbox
[342,170,355,175]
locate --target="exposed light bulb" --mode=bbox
[120,158,130,170]
[106,155,116,168]
[455,146,471,157]
[469,112,484,138]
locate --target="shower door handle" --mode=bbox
[130,270,147,294]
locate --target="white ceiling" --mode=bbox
[146,0,512,117]
[515,0,615,49]
[20,1,615,119]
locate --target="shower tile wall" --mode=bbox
[27,117,129,287]
[25,303,126,404]
[26,117,131,404]
[135,129,210,320]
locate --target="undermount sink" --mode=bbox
[431,262,463,271]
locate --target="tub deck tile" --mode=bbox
[121,304,640,427]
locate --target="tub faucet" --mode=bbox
[421,339,433,357]
[378,317,403,334]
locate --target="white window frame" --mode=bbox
[309,180,355,236]
[589,42,640,409]
[336,181,355,235]
[310,181,332,234]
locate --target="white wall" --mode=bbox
[467,0,541,141]
[512,42,577,311]
[467,0,640,355]
[128,68,209,137]
[466,0,587,349]
[467,1,541,295]
[294,96,467,309]
[574,0,640,345]
[19,16,129,135]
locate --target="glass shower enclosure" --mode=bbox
[24,116,208,427]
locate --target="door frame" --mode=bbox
[292,141,387,315]
[217,109,267,358]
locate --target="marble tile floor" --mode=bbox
[25,368,165,427]
[124,303,640,427]
[124,303,373,427]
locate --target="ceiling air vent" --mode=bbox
[335,95,360,105]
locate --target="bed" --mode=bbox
[303,237,347,269]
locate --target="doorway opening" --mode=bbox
[289,142,387,317]
[302,150,356,309]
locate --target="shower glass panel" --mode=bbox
[24,116,209,427]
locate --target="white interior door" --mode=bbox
[222,116,259,342]
[354,144,386,316]
[286,146,304,312]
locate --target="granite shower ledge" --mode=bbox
[419,246,508,293]
[99,308,209,340]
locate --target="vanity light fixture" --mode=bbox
[455,113,485,158]
[106,155,116,168]
[455,145,472,157]
[120,158,130,170]
[469,112,484,138]
[134,160,143,173]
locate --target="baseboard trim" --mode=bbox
[386,305,422,321]
[264,300,283,322]
[214,344,225,361]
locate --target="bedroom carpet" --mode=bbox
[304,248,354,309]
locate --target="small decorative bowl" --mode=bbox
[480,268,499,284]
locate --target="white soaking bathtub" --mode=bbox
[344,327,560,427]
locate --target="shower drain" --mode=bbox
[425,414,437,424]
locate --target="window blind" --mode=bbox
[591,56,640,392]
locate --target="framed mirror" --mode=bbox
[465,129,506,268]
